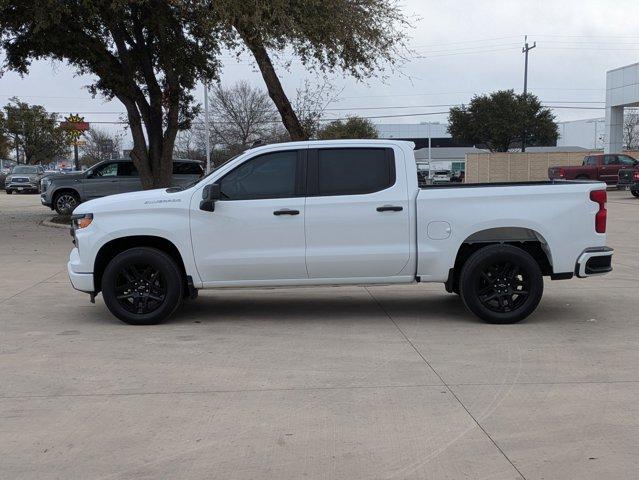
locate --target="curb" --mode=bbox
[40,219,70,229]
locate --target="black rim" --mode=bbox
[475,261,530,313]
[114,264,166,315]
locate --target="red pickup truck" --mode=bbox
[548,153,639,184]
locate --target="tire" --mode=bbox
[632,189,639,198]
[101,247,184,325]
[54,191,80,215]
[459,244,543,324]
[5,189,12,195]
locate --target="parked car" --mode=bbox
[617,168,639,197]
[432,170,450,184]
[5,165,46,194]
[41,158,204,215]
[548,153,639,184]
[67,140,613,326]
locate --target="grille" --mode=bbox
[12,177,29,183]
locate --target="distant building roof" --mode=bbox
[414,146,489,160]
[520,146,591,153]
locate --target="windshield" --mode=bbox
[12,166,38,174]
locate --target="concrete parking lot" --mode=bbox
[1,190,638,479]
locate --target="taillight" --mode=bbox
[558,168,566,178]
[634,170,639,181]
[590,189,607,234]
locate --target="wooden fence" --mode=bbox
[464,151,639,183]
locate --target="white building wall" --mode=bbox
[605,62,639,153]
[557,118,605,149]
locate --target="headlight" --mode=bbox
[71,213,93,230]
[5,176,11,185]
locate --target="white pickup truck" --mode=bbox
[67,140,613,325]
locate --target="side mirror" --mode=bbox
[200,183,221,212]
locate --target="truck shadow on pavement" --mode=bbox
[172,291,480,325]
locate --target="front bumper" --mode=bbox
[40,193,52,207]
[67,247,94,292]
[575,247,613,278]
[6,182,39,191]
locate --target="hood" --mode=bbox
[73,188,190,215]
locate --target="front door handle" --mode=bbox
[377,205,403,212]
[273,208,300,216]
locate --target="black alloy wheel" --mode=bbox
[114,264,167,315]
[474,260,530,314]
[102,247,184,325]
[459,244,543,324]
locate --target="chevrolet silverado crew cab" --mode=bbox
[67,140,613,325]
[548,153,639,184]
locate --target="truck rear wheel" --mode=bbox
[102,247,184,325]
[459,244,543,324]
[631,189,639,198]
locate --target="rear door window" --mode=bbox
[603,155,619,165]
[314,148,394,196]
[117,163,139,176]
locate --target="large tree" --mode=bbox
[448,90,559,152]
[0,1,221,187]
[3,98,68,164]
[317,116,378,140]
[215,0,408,141]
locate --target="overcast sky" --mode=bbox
[2,0,639,148]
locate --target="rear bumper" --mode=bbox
[67,248,94,292]
[575,247,613,278]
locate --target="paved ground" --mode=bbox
[1,190,638,480]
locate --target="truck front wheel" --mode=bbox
[101,247,184,325]
[459,244,543,324]
[631,189,639,198]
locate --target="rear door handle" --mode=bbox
[376,205,403,212]
[273,209,300,216]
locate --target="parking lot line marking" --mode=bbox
[364,286,528,480]
[0,269,64,305]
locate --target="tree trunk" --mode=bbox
[239,32,306,141]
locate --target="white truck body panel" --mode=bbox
[68,139,610,295]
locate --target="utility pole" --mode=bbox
[521,35,536,152]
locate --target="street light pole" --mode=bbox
[204,81,211,174]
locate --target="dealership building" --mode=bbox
[604,62,639,153]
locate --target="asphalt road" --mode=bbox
[1,190,638,480]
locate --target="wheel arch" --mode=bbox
[446,227,553,293]
[52,187,81,206]
[93,235,188,294]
